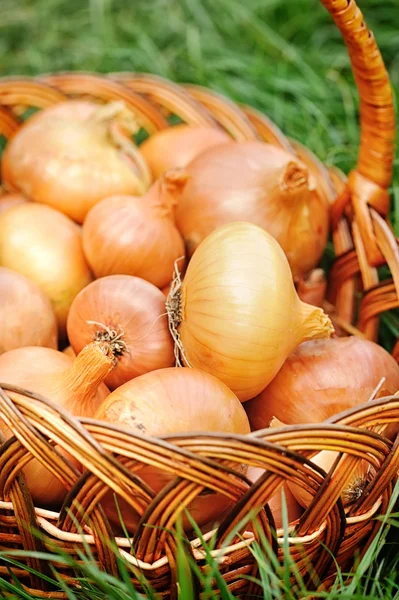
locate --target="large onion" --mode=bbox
[167,222,333,401]
[245,336,399,430]
[67,275,174,389]
[2,100,151,223]
[82,175,185,288]
[0,267,57,354]
[140,124,231,179]
[0,343,112,507]
[0,203,92,335]
[170,141,330,277]
[94,367,250,533]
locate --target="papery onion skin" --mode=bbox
[0,343,112,507]
[2,100,149,223]
[247,466,302,528]
[171,221,333,401]
[82,177,185,288]
[0,203,92,335]
[173,141,330,277]
[0,267,58,354]
[94,367,250,533]
[67,274,174,389]
[245,336,399,430]
[0,192,28,216]
[140,124,231,179]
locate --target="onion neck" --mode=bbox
[295,300,334,345]
[147,169,189,219]
[280,162,313,203]
[58,342,114,407]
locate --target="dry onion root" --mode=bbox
[2,100,152,223]
[166,221,334,401]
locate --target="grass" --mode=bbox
[1,0,399,597]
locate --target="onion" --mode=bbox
[2,100,151,223]
[171,141,330,277]
[0,192,28,216]
[0,203,92,335]
[247,466,302,528]
[93,367,250,533]
[82,175,185,288]
[0,343,112,507]
[0,267,57,354]
[268,418,369,509]
[67,275,174,389]
[62,346,76,358]
[140,124,231,179]
[245,336,399,429]
[167,222,334,402]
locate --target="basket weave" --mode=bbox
[0,0,397,597]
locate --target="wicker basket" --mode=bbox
[0,0,397,597]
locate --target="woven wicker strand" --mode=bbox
[0,0,398,597]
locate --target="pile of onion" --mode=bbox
[2,100,151,223]
[245,336,399,429]
[93,367,250,533]
[0,267,57,354]
[67,275,174,389]
[167,221,333,401]
[0,343,113,507]
[166,141,330,277]
[0,203,92,335]
[140,124,231,178]
[82,174,185,288]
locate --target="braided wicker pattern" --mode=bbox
[0,0,397,596]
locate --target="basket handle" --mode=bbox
[323,0,396,266]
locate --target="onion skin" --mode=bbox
[247,466,302,528]
[0,267,58,354]
[172,222,334,401]
[245,337,399,430]
[0,203,93,335]
[82,177,185,288]
[94,367,250,533]
[62,345,76,358]
[2,100,149,223]
[173,141,330,277]
[0,192,28,216]
[67,275,174,389]
[0,343,112,507]
[140,124,231,179]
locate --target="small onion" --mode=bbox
[82,175,185,288]
[67,275,174,389]
[94,367,250,533]
[245,336,399,430]
[0,267,57,354]
[140,124,231,179]
[2,100,151,223]
[171,141,330,277]
[0,203,92,335]
[167,222,333,401]
[0,343,112,507]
